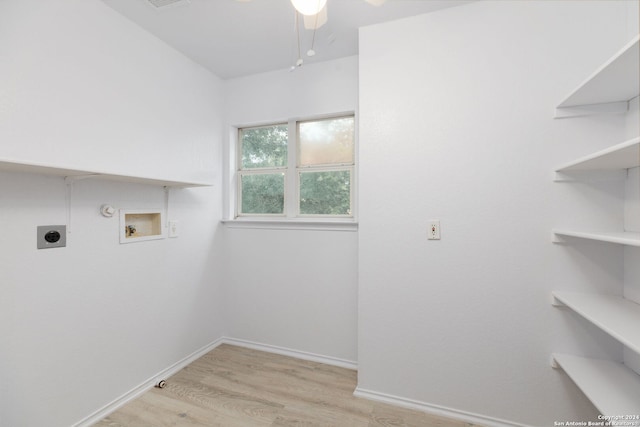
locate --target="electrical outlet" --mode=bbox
[37,225,67,249]
[428,220,441,240]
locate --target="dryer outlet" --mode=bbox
[37,225,67,249]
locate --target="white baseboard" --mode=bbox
[72,336,225,427]
[221,337,358,370]
[353,387,532,427]
[73,337,528,427]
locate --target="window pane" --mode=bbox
[299,170,351,216]
[299,117,354,166]
[240,125,288,169]
[240,173,285,214]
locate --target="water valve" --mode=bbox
[100,204,115,217]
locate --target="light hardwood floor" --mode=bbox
[94,344,480,427]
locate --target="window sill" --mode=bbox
[221,219,358,232]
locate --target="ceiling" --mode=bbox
[101,0,473,79]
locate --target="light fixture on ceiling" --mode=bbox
[290,0,327,16]
[236,0,387,30]
[303,6,327,30]
[294,0,386,30]
[236,0,388,71]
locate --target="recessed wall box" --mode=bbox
[37,225,66,249]
[119,209,165,244]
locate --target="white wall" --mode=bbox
[0,0,216,184]
[0,1,225,426]
[623,59,640,372]
[624,2,640,241]
[622,0,640,371]
[222,57,359,363]
[625,97,640,304]
[358,1,635,425]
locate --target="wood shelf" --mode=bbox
[556,137,640,172]
[557,35,640,108]
[552,353,640,416]
[0,158,212,188]
[552,291,640,354]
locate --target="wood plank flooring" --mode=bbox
[94,344,480,427]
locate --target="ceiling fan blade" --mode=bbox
[363,0,387,6]
[303,5,327,30]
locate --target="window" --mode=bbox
[238,124,288,215]
[236,115,355,221]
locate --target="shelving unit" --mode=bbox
[0,158,212,188]
[552,354,640,417]
[553,229,640,247]
[551,34,640,417]
[556,35,639,115]
[552,291,640,354]
[554,136,640,247]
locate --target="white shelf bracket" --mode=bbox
[64,174,100,234]
[550,354,560,369]
[554,101,629,119]
[551,293,567,308]
[553,170,627,183]
[552,232,567,244]
[553,171,571,183]
[164,186,170,229]
[65,177,73,234]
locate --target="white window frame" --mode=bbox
[223,113,357,231]
[236,123,288,218]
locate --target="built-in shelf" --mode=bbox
[557,35,640,109]
[553,229,640,246]
[0,158,212,188]
[551,33,640,417]
[553,229,640,247]
[552,353,640,416]
[552,291,640,354]
[555,137,640,172]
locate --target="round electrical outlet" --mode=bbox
[44,230,61,243]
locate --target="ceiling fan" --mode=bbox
[236,0,388,30]
[293,0,387,29]
[234,0,388,70]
